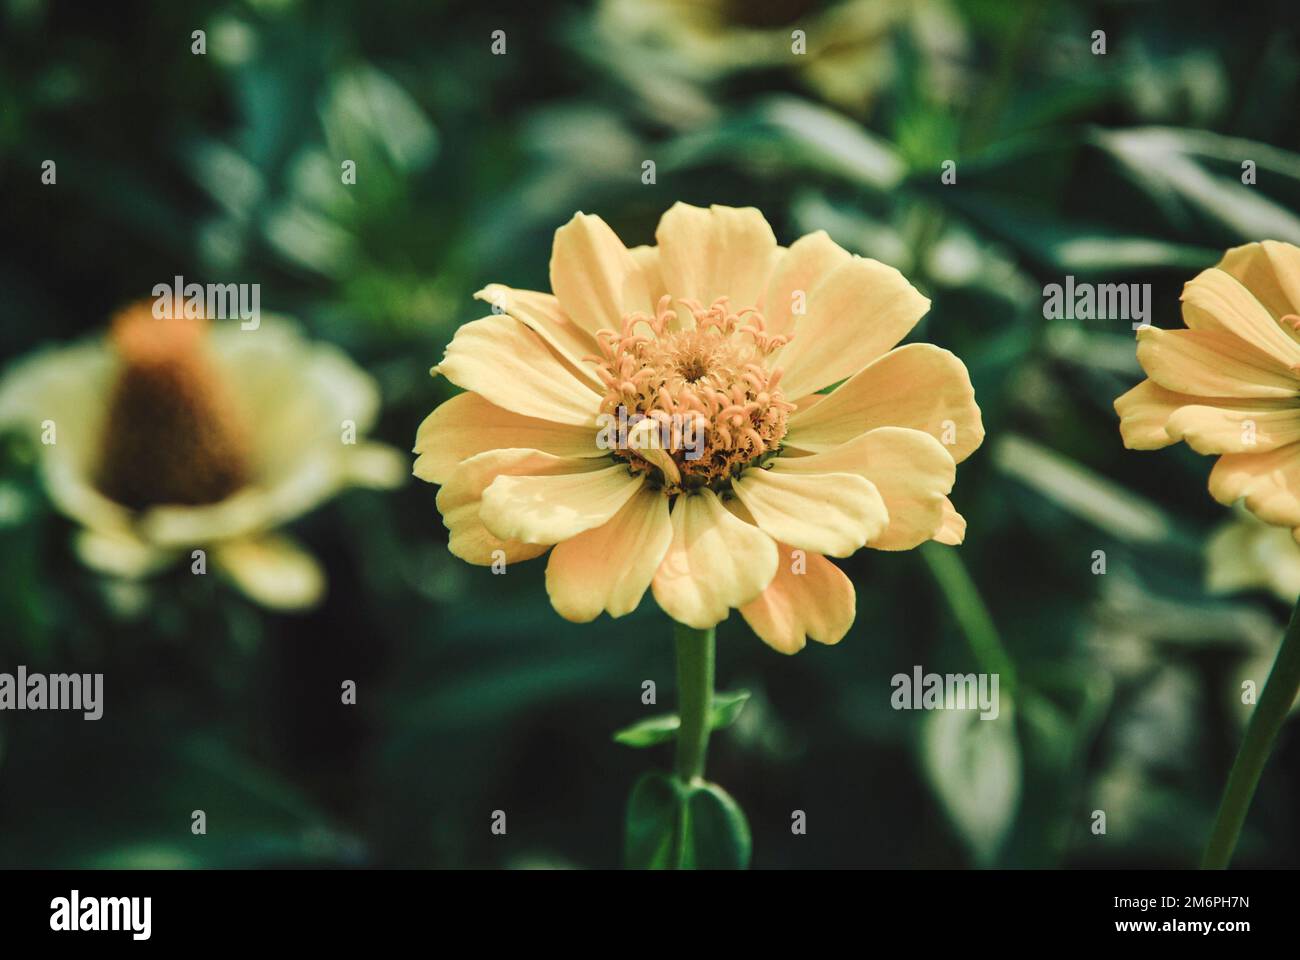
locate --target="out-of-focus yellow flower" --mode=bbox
[0,304,404,610]
[1116,241,1300,537]
[414,203,982,653]
[594,0,912,117]
[1207,508,1300,602]
[1206,509,1300,718]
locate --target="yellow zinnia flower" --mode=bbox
[0,303,404,610]
[1116,241,1300,536]
[414,203,982,652]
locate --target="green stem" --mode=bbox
[673,622,715,784]
[1202,600,1300,869]
[920,542,1018,699]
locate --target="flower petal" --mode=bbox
[1165,402,1300,454]
[774,426,956,551]
[740,541,855,655]
[474,284,603,389]
[414,391,601,486]
[762,230,853,339]
[212,534,325,611]
[1135,326,1300,399]
[435,313,602,425]
[731,468,888,557]
[1216,241,1300,324]
[480,463,644,544]
[655,203,778,314]
[545,487,672,621]
[775,255,930,401]
[651,489,778,629]
[628,244,668,305]
[437,449,605,564]
[932,498,967,545]
[784,343,983,463]
[74,528,174,578]
[1208,444,1300,527]
[1182,264,1300,365]
[1115,379,1192,450]
[549,213,652,337]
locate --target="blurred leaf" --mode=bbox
[663,96,905,190]
[992,434,1179,545]
[1091,127,1300,243]
[922,706,1022,867]
[935,192,1219,273]
[612,690,751,748]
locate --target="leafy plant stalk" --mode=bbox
[673,622,715,783]
[1202,599,1300,868]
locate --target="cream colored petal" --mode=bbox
[1165,402,1300,454]
[651,489,778,629]
[435,313,601,426]
[474,284,603,389]
[731,468,888,557]
[346,442,407,489]
[774,426,955,551]
[1182,265,1300,365]
[655,202,779,313]
[549,212,652,337]
[739,541,855,655]
[762,230,853,339]
[1205,519,1267,595]
[545,487,672,622]
[480,463,644,545]
[784,343,983,463]
[1208,444,1300,527]
[413,391,601,486]
[74,528,176,579]
[628,244,668,305]
[212,534,326,611]
[1216,241,1300,323]
[776,256,931,401]
[1115,379,1193,450]
[138,487,272,548]
[437,449,606,565]
[932,498,967,545]
[1135,326,1300,399]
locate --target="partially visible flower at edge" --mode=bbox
[414,202,983,653]
[0,304,405,610]
[1207,508,1300,718]
[1116,241,1300,538]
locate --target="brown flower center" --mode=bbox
[95,302,252,509]
[589,296,794,495]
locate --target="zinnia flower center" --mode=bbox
[95,302,252,509]
[590,295,794,495]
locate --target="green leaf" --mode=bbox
[921,704,1022,867]
[612,690,751,748]
[613,715,681,749]
[709,689,751,731]
[623,774,752,869]
[685,783,752,870]
[623,773,683,869]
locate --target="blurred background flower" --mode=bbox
[0,304,403,610]
[2,0,1300,868]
